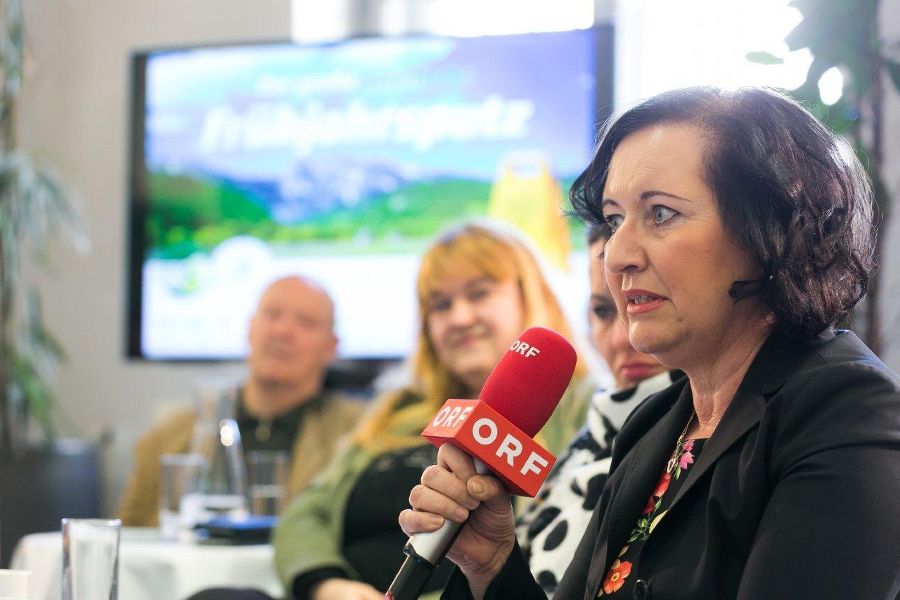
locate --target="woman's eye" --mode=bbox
[652,205,677,225]
[603,214,624,233]
[429,298,451,313]
[467,287,490,302]
[591,303,617,322]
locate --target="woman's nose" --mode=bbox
[604,219,646,274]
[447,298,476,325]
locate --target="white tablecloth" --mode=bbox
[11,528,283,600]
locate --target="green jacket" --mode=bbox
[273,378,593,598]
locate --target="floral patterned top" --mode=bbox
[598,420,707,597]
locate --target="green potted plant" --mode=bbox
[0,0,99,568]
[750,0,899,354]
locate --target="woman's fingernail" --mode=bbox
[428,515,445,529]
[470,479,485,496]
[454,507,469,522]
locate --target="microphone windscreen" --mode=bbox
[479,327,577,437]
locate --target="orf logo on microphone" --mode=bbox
[509,339,540,358]
[422,399,556,497]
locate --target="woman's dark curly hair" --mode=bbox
[570,86,875,342]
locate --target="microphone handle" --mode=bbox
[385,459,488,600]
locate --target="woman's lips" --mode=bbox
[451,333,484,348]
[623,290,666,314]
[619,363,662,382]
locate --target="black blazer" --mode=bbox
[444,330,900,599]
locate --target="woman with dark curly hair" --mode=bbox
[400,86,900,599]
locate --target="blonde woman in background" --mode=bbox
[276,220,591,600]
[188,220,591,600]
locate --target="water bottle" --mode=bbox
[181,418,248,526]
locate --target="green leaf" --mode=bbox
[785,0,877,84]
[746,51,784,65]
[25,288,67,364]
[10,349,56,443]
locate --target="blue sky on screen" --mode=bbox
[145,30,596,182]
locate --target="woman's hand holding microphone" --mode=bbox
[398,444,516,600]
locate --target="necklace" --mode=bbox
[665,410,697,476]
[255,418,273,442]
[678,410,695,444]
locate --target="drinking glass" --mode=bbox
[61,518,120,600]
[246,450,289,516]
[158,453,206,540]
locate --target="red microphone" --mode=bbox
[385,327,577,600]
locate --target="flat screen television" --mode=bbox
[127,27,613,361]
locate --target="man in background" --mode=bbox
[118,275,366,526]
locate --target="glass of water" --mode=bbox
[246,450,289,516]
[159,453,206,540]
[61,518,121,600]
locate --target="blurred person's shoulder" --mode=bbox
[134,408,196,454]
[319,388,368,419]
